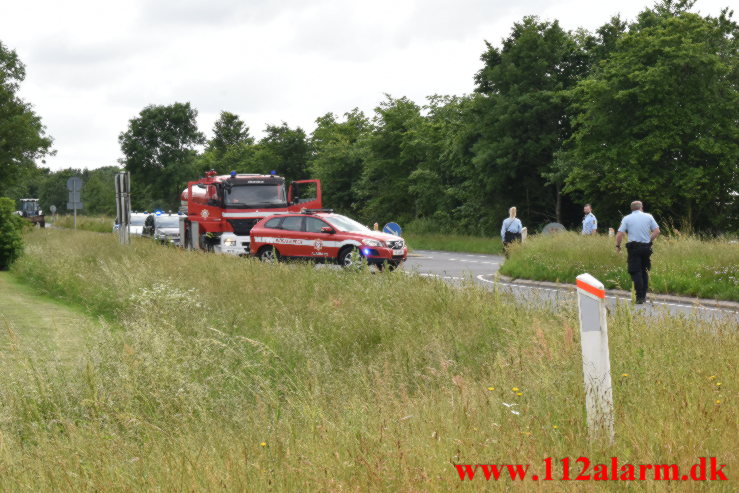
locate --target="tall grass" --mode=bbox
[52,214,115,233]
[500,232,739,301]
[1,228,736,491]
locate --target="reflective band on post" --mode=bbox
[576,279,605,299]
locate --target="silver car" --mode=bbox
[143,213,181,245]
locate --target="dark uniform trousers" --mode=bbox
[626,242,652,301]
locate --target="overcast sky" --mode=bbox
[1,0,731,171]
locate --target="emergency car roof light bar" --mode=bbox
[300,208,334,214]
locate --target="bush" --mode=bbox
[0,197,25,270]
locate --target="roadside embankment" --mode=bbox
[500,232,739,302]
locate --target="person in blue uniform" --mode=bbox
[501,206,523,254]
[615,201,660,304]
[582,204,597,235]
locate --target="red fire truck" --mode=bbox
[179,170,321,255]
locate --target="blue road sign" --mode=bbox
[383,222,402,236]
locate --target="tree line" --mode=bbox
[3,1,737,234]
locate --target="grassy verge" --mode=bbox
[52,214,114,232]
[0,271,97,363]
[1,228,736,491]
[405,232,504,255]
[500,232,739,302]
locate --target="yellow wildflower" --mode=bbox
[512,387,519,391]
[260,442,267,447]
[516,392,523,396]
[621,373,629,377]
[487,387,495,391]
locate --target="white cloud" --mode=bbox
[0,0,732,170]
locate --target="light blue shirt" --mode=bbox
[582,213,597,234]
[618,210,659,243]
[501,217,523,239]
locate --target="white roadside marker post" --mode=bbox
[576,273,615,443]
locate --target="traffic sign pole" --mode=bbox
[576,273,615,444]
[66,176,83,229]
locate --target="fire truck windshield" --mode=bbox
[224,184,287,208]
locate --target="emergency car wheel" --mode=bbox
[258,246,279,263]
[338,246,366,269]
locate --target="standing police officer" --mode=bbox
[501,206,523,255]
[615,201,660,304]
[582,204,597,235]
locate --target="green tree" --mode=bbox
[84,166,120,215]
[0,41,53,194]
[36,168,83,215]
[356,96,425,224]
[118,102,205,210]
[308,109,371,213]
[564,1,739,230]
[472,17,591,226]
[0,196,25,269]
[253,123,310,180]
[207,111,253,156]
[196,112,256,176]
[406,95,482,232]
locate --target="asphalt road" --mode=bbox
[404,249,739,322]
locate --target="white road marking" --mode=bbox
[474,275,727,313]
[437,256,501,266]
[415,272,464,281]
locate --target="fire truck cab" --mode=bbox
[179,170,321,255]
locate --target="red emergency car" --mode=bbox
[250,210,407,268]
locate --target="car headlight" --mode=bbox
[223,237,236,247]
[362,238,384,247]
